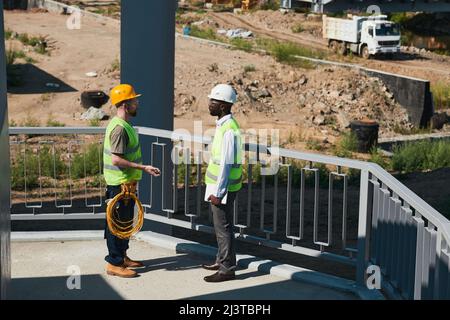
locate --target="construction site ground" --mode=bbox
[5,9,450,217]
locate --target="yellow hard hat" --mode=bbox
[110,84,141,106]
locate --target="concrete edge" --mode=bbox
[11,230,385,300]
[11,230,104,242]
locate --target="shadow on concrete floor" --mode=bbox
[10,275,123,300]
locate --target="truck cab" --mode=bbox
[360,16,401,58]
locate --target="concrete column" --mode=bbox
[0,3,12,300]
[121,0,176,234]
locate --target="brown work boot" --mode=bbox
[106,263,137,278]
[123,256,144,268]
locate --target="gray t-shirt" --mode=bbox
[109,125,129,155]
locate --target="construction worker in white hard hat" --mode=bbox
[103,84,161,278]
[203,84,243,283]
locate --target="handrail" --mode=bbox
[10,126,450,243]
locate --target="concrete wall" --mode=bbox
[363,68,433,127]
[0,3,11,300]
[3,0,28,10]
[121,0,176,233]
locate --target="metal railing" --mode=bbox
[9,126,450,299]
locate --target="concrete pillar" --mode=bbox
[121,0,176,234]
[0,3,11,300]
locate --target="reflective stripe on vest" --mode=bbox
[103,117,143,185]
[204,117,242,192]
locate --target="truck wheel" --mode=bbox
[338,42,347,56]
[361,46,370,59]
[329,40,338,53]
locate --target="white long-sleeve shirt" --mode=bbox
[213,114,239,199]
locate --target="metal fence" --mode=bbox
[9,126,450,300]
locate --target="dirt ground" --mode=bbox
[206,10,450,84]
[7,9,447,149]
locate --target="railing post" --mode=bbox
[356,169,373,286]
[0,3,11,300]
[121,0,175,234]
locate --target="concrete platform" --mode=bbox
[9,238,358,300]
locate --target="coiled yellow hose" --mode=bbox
[106,182,144,240]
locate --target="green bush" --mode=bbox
[16,32,48,55]
[89,119,101,127]
[10,146,67,190]
[389,13,411,25]
[334,131,358,157]
[5,29,12,40]
[71,143,103,179]
[259,0,279,10]
[306,139,324,151]
[369,148,389,169]
[291,24,304,33]
[391,140,450,173]
[432,81,450,110]
[243,64,256,73]
[46,117,65,127]
[23,116,41,127]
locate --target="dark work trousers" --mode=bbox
[211,191,238,275]
[104,185,135,266]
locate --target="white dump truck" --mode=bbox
[323,15,401,59]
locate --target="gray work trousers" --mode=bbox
[211,191,238,275]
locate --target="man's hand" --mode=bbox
[143,165,161,177]
[208,195,221,206]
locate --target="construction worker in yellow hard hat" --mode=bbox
[102,84,161,278]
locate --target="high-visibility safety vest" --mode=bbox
[205,117,243,192]
[103,117,142,186]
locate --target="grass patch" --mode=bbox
[16,32,49,55]
[389,13,411,25]
[190,25,219,41]
[5,29,12,40]
[291,24,304,33]
[432,81,450,110]
[259,0,279,10]
[243,64,256,73]
[230,37,253,52]
[393,124,433,135]
[71,143,103,179]
[256,38,325,68]
[369,148,389,169]
[22,115,41,127]
[391,140,450,173]
[46,116,65,127]
[89,119,101,127]
[333,131,358,158]
[306,139,325,151]
[11,146,67,191]
[109,58,120,73]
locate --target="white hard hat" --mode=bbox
[208,84,237,104]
